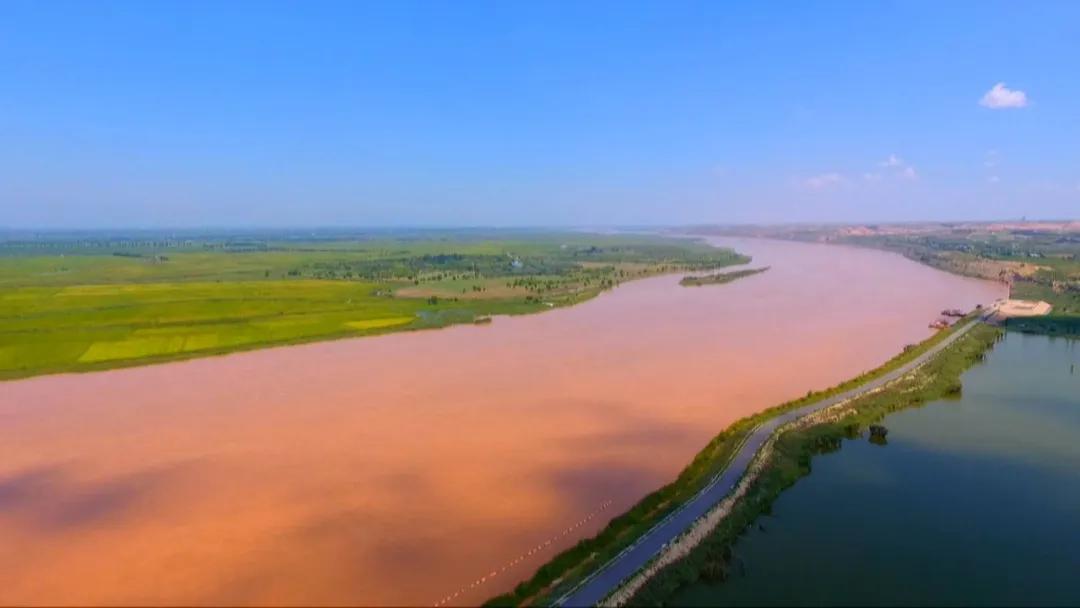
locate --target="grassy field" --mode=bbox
[486,315,983,607]
[1000,285,1080,337]
[0,230,746,380]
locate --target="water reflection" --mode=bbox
[675,332,1080,607]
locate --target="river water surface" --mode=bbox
[674,332,1080,606]
[0,238,1005,605]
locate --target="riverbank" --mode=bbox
[487,315,992,607]
[672,330,1080,606]
[0,233,746,381]
[681,225,1080,339]
[623,322,1001,605]
[1,237,1003,605]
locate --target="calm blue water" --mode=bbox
[674,332,1080,607]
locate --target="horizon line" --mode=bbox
[2,217,1078,234]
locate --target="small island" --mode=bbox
[680,266,770,287]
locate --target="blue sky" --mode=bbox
[1,1,1077,227]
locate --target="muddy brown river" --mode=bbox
[0,238,1005,605]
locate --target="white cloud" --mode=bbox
[979,82,1029,109]
[988,175,1001,184]
[803,173,845,190]
[801,155,917,191]
[879,154,904,168]
[877,154,917,180]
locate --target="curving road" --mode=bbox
[556,320,981,607]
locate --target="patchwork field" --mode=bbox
[0,280,429,377]
[0,231,746,379]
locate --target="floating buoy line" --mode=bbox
[434,499,614,606]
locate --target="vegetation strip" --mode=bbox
[679,266,769,287]
[551,427,763,605]
[625,322,1001,605]
[559,319,984,607]
[0,233,746,380]
[487,315,982,607]
[690,224,1079,337]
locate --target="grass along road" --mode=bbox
[554,318,984,607]
[487,314,989,607]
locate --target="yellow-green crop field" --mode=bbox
[0,279,542,379]
[0,232,747,379]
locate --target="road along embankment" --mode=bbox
[557,319,986,607]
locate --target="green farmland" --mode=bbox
[0,230,746,379]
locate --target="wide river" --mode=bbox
[0,238,1005,605]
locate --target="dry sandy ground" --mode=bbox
[992,298,1053,317]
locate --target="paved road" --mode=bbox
[557,320,980,607]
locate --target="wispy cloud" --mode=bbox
[803,173,845,190]
[805,155,916,190]
[988,175,1001,184]
[879,154,904,168]
[878,154,917,180]
[979,82,1028,109]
